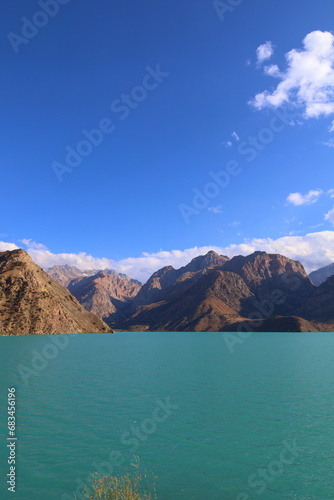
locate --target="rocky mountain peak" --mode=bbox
[0,248,32,266]
[222,251,309,286]
[182,251,230,273]
[0,249,112,335]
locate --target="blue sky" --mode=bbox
[1,0,334,281]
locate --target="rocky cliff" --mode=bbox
[68,270,142,323]
[0,250,112,335]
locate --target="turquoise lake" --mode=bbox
[1,332,334,499]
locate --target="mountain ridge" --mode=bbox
[3,248,334,334]
[115,250,321,332]
[309,263,334,287]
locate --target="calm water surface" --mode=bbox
[0,332,334,500]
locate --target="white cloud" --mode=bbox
[26,248,114,274]
[328,189,334,198]
[325,207,334,224]
[228,221,241,227]
[286,189,323,206]
[256,41,274,65]
[21,239,49,251]
[322,138,334,148]
[3,231,334,281]
[231,131,240,142]
[251,31,334,118]
[263,64,282,78]
[0,241,19,252]
[223,140,232,148]
[219,230,334,273]
[113,233,334,278]
[208,206,223,214]
[329,120,334,132]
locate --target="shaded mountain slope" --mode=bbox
[221,251,315,316]
[224,316,322,333]
[118,270,255,331]
[300,274,334,325]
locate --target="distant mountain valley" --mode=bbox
[1,248,334,335]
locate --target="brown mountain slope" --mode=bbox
[118,270,255,331]
[131,250,230,311]
[131,265,179,310]
[0,249,112,335]
[68,271,141,323]
[221,251,315,316]
[222,251,309,285]
[117,251,317,332]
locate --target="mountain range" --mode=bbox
[115,250,320,332]
[309,263,334,287]
[1,248,334,335]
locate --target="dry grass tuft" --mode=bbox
[82,457,157,500]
